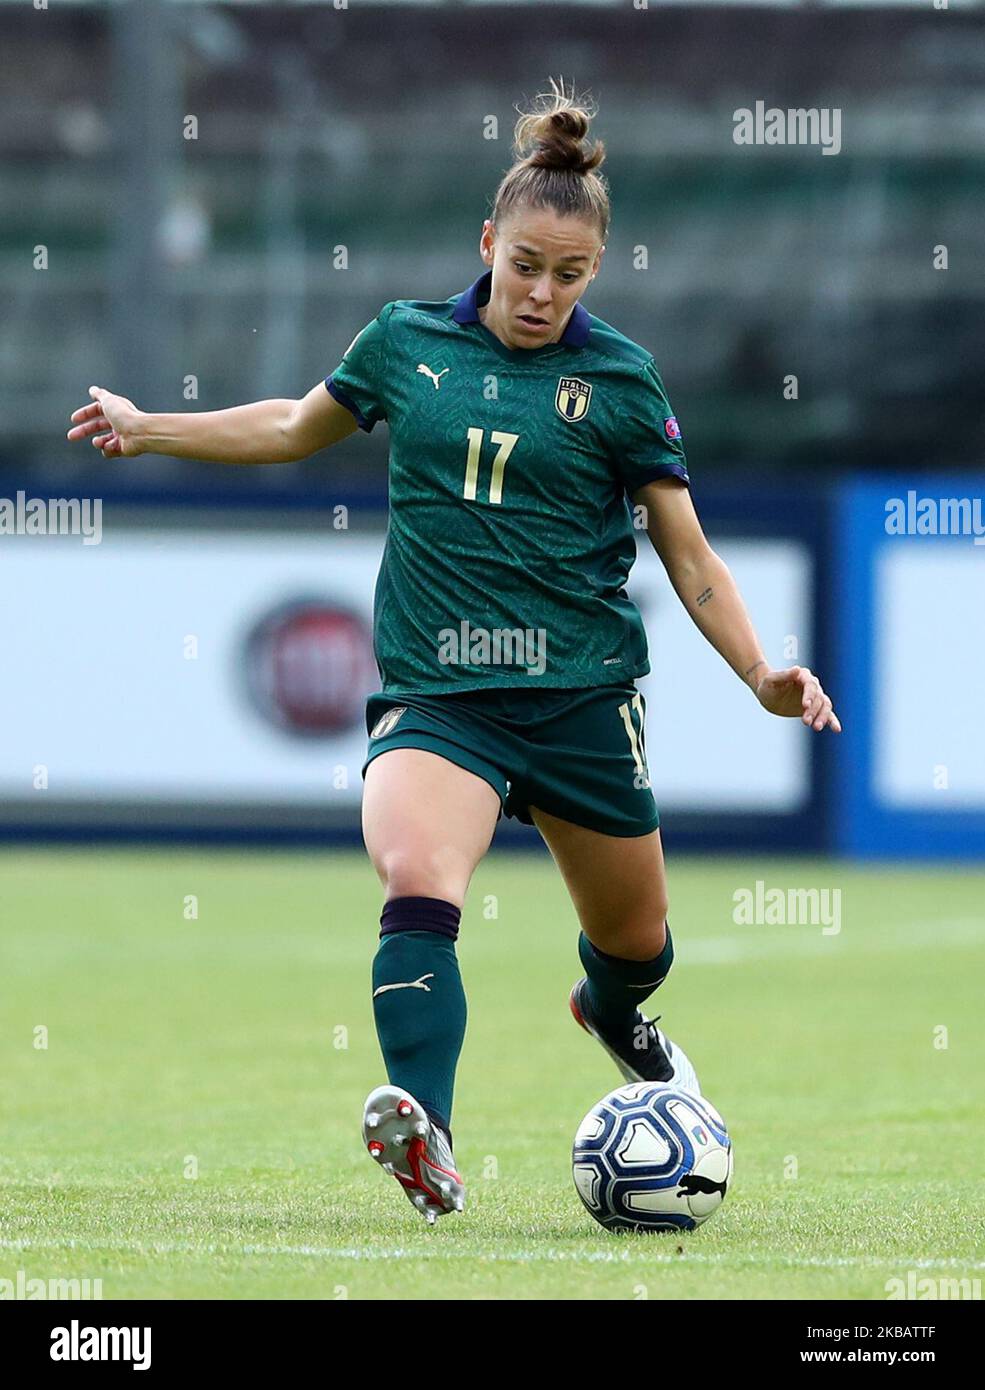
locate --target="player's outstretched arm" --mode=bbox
[634,476,841,734]
[67,380,358,464]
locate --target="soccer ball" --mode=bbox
[572,1082,733,1233]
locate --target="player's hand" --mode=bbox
[755,665,842,733]
[67,386,145,458]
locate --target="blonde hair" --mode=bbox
[491,78,609,240]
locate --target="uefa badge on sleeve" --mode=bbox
[555,376,593,422]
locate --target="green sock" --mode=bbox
[578,925,674,1042]
[372,929,466,1135]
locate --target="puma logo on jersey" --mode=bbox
[373,973,435,998]
[417,364,449,390]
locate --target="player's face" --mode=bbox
[479,209,604,349]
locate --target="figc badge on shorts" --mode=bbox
[555,376,593,422]
[371,706,407,738]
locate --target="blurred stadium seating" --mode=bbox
[1,0,984,495]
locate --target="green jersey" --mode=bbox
[325,270,689,695]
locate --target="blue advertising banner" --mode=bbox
[834,478,985,859]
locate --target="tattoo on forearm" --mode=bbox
[745,659,767,683]
[696,587,713,607]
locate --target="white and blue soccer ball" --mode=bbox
[572,1082,733,1233]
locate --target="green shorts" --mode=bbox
[362,682,659,838]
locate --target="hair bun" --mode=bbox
[514,78,606,177]
[492,77,611,240]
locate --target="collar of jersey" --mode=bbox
[451,270,591,354]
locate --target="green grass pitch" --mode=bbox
[2,848,983,1300]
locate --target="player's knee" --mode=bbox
[638,917,669,959]
[605,911,668,961]
[377,847,467,906]
[655,895,669,939]
[633,897,670,956]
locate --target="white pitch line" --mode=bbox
[1,1238,982,1271]
[684,917,985,966]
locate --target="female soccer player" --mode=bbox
[69,81,839,1226]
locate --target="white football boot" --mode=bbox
[569,978,702,1097]
[362,1084,465,1225]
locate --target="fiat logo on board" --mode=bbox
[244,599,377,735]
